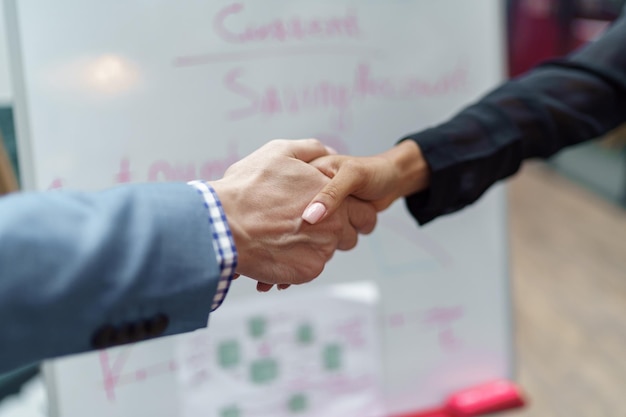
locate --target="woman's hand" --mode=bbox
[302,140,431,224]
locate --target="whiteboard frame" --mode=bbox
[0,0,12,106]
[5,0,516,415]
[4,0,36,190]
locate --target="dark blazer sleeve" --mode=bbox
[0,183,221,373]
[401,10,626,225]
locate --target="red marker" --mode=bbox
[394,379,526,417]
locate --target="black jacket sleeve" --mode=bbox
[401,10,626,225]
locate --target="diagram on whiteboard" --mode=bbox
[176,283,385,417]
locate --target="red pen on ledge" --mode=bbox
[394,379,526,417]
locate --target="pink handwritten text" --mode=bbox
[224,62,468,121]
[148,143,240,182]
[387,306,466,351]
[214,3,360,44]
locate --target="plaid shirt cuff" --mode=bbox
[188,181,238,312]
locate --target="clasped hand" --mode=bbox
[210,139,377,292]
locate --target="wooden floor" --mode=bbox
[500,163,626,417]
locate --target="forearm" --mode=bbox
[401,11,626,224]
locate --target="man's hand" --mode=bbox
[209,139,377,291]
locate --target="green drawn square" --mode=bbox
[297,323,314,345]
[250,358,278,384]
[218,340,240,369]
[323,344,342,371]
[220,405,240,417]
[288,393,308,413]
[248,316,266,339]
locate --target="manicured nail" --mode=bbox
[302,202,326,224]
[324,145,338,155]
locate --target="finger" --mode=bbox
[285,138,330,163]
[302,167,361,225]
[346,197,378,235]
[277,284,291,290]
[337,223,359,251]
[309,155,343,178]
[257,282,273,292]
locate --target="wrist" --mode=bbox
[206,179,250,277]
[188,180,238,311]
[382,140,430,199]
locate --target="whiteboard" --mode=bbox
[6,0,511,416]
[0,0,11,104]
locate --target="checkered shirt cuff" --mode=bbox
[188,181,238,312]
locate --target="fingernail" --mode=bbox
[324,145,338,155]
[302,202,326,224]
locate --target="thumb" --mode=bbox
[301,169,358,224]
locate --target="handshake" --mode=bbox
[209,138,429,292]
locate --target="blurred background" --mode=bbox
[504,0,626,415]
[1,0,626,416]
[508,0,626,208]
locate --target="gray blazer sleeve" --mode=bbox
[0,182,221,373]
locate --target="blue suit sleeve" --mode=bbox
[0,182,221,373]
